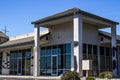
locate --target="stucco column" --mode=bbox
[73,13,83,77]
[34,24,40,77]
[111,25,118,77]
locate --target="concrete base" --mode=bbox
[0,75,61,80]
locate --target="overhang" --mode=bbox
[31,8,119,27]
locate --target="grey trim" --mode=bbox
[0,41,34,49]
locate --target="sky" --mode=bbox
[0,0,120,37]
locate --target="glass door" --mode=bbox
[51,55,58,76]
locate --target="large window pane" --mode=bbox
[10,49,31,75]
[41,47,46,56]
[83,44,86,54]
[52,49,58,55]
[40,43,71,76]
[46,46,51,55]
[100,46,104,55]
[66,55,71,69]
[93,45,97,55]
[65,43,71,54]
[46,56,51,69]
[88,44,92,54]
[40,57,46,69]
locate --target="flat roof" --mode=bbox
[0,32,50,49]
[32,8,119,25]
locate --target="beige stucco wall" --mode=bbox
[83,23,99,45]
[46,22,100,46]
[48,21,73,46]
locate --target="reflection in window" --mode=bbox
[100,46,112,73]
[10,49,31,75]
[83,43,98,76]
[40,43,71,76]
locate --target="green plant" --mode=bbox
[99,71,112,79]
[61,70,80,80]
[99,72,105,78]
[104,71,112,79]
[86,76,95,80]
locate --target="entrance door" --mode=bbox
[51,55,58,76]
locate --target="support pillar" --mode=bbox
[71,41,74,71]
[73,13,83,77]
[34,24,40,77]
[97,45,100,75]
[111,26,117,77]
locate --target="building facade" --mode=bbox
[0,8,120,78]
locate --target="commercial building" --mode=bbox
[0,8,120,78]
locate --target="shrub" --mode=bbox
[86,76,95,80]
[99,71,112,79]
[99,72,105,78]
[61,70,80,80]
[104,71,112,79]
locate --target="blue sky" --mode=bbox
[0,0,120,37]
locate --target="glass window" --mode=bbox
[10,49,31,75]
[40,57,46,69]
[46,46,51,55]
[40,43,71,76]
[106,47,110,56]
[100,46,104,55]
[41,47,46,56]
[46,69,51,76]
[83,44,99,76]
[93,55,98,69]
[52,46,58,55]
[88,54,92,60]
[65,43,71,54]
[93,45,97,55]
[58,55,62,69]
[83,44,87,60]
[88,44,92,54]
[40,70,46,75]
[46,56,51,69]
[58,44,64,55]
[100,56,105,69]
[65,55,71,69]
[83,44,87,54]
